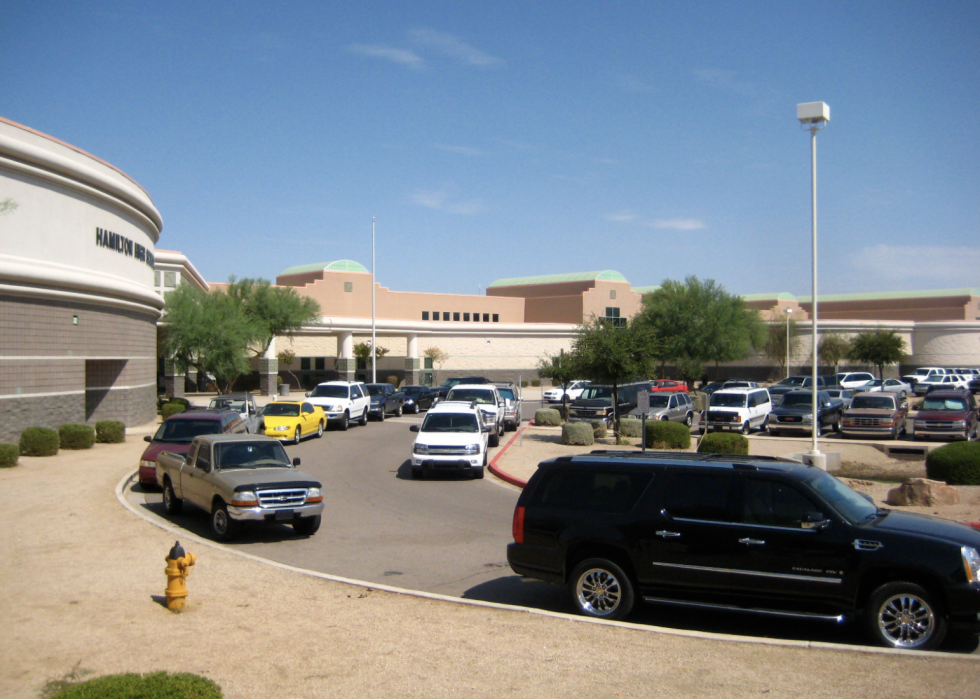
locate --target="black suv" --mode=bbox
[507,451,980,650]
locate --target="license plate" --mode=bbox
[275,509,294,521]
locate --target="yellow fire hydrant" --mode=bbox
[164,541,196,612]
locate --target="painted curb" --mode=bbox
[488,421,530,487]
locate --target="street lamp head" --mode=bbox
[784,307,793,314]
[797,101,830,129]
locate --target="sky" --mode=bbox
[3,1,978,299]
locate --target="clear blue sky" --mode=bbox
[4,1,978,299]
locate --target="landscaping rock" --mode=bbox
[886,478,961,507]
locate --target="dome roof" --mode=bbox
[280,260,369,275]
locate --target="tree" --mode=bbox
[847,329,907,379]
[277,349,300,387]
[353,341,388,376]
[763,310,802,378]
[225,277,320,358]
[423,347,449,370]
[537,350,577,401]
[569,316,657,438]
[819,334,852,376]
[639,276,765,387]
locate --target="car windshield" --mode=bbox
[498,388,515,400]
[447,388,495,404]
[403,387,423,395]
[309,385,348,399]
[710,393,747,408]
[864,380,883,388]
[262,403,300,417]
[804,470,878,524]
[777,377,806,387]
[649,394,671,408]
[781,393,813,408]
[215,441,290,469]
[440,379,463,388]
[421,413,479,432]
[580,387,612,400]
[152,419,222,443]
[922,397,969,411]
[366,385,386,396]
[851,395,896,409]
[209,398,245,412]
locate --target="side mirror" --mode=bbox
[410,425,420,432]
[801,512,830,530]
[292,457,301,467]
[305,392,311,397]
[144,435,152,443]
[483,424,493,432]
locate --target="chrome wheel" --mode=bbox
[569,558,634,620]
[316,421,324,438]
[293,426,301,445]
[866,582,945,650]
[211,502,240,541]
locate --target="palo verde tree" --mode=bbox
[537,349,577,400]
[224,277,321,359]
[639,276,765,387]
[569,315,657,438]
[847,329,907,379]
[353,341,389,377]
[818,333,852,376]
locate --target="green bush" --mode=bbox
[521,380,529,388]
[618,417,643,438]
[158,395,192,412]
[643,421,691,450]
[534,408,562,426]
[590,419,608,439]
[926,441,980,485]
[698,432,749,455]
[562,421,594,446]
[0,444,18,467]
[531,379,541,387]
[59,423,95,450]
[161,403,186,419]
[45,671,222,699]
[95,420,126,443]
[19,426,59,456]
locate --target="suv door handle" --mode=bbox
[656,531,681,538]
[739,538,765,546]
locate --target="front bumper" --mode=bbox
[139,463,157,485]
[228,501,324,522]
[412,457,483,472]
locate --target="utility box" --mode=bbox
[797,101,830,124]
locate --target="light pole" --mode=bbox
[784,307,793,378]
[371,217,377,383]
[797,101,830,461]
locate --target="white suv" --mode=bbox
[409,401,492,480]
[704,387,772,434]
[305,381,370,430]
[445,384,505,446]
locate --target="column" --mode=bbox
[164,358,185,399]
[335,331,355,381]
[258,338,278,396]
[404,333,421,385]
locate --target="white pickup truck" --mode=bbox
[156,433,324,541]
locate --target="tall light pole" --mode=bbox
[784,307,793,378]
[371,217,377,383]
[797,101,830,461]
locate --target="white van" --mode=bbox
[703,387,772,434]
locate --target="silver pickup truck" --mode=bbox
[156,433,324,541]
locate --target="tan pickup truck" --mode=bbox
[156,433,324,541]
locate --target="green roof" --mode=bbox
[631,285,661,295]
[796,288,980,303]
[280,260,369,275]
[489,270,628,288]
[741,292,797,302]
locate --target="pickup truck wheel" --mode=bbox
[489,431,500,448]
[473,466,485,479]
[569,558,635,621]
[378,408,385,422]
[316,421,324,438]
[162,479,182,515]
[395,403,402,417]
[831,416,841,433]
[293,515,321,536]
[358,408,368,426]
[864,582,946,650]
[211,502,240,542]
[338,412,349,431]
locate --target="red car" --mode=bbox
[138,408,247,488]
[649,379,688,393]
[911,390,979,441]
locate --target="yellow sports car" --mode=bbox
[261,401,326,444]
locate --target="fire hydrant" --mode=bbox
[164,541,196,612]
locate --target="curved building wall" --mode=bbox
[0,118,163,444]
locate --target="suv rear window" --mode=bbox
[310,385,349,398]
[530,470,652,514]
[447,388,495,404]
[421,413,479,432]
[152,419,222,443]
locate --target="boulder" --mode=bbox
[886,478,961,507]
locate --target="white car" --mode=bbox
[914,374,970,396]
[832,372,876,390]
[445,384,505,446]
[409,401,492,480]
[305,381,371,430]
[902,367,948,386]
[543,380,590,403]
[858,378,913,399]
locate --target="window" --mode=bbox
[433,311,440,321]
[661,471,735,521]
[601,307,625,328]
[610,290,617,300]
[154,271,161,286]
[422,311,430,321]
[315,357,325,371]
[492,314,499,322]
[300,357,311,371]
[443,312,450,321]
[483,313,490,322]
[742,479,819,528]
[453,312,460,321]
[424,357,433,369]
[464,313,470,321]
[473,312,480,321]
[164,271,177,288]
[531,470,653,514]
[344,282,353,292]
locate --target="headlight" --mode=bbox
[963,546,980,583]
[140,459,155,469]
[464,444,479,455]
[951,420,967,428]
[231,490,257,507]
[405,399,414,405]
[327,405,343,412]
[306,487,323,504]
[414,443,429,454]
[274,425,289,431]
[802,415,813,423]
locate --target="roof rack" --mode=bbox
[584,450,793,464]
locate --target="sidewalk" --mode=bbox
[0,429,977,698]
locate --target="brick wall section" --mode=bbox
[0,295,158,444]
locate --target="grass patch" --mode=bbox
[44,669,222,699]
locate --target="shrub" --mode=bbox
[0,444,18,467]
[166,396,192,410]
[19,426,59,456]
[618,417,643,439]
[59,423,95,450]
[698,432,749,455]
[386,375,400,387]
[521,380,529,388]
[161,403,186,419]
[44,671,222,699]
[926,441,980,485]
[562,422,594,446]
[590,419,608,439]
[534,408,562,426]
[531,379,541,387]
[95,420,126,443]
[643,421,691,450]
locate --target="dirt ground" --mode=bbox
[1,424,979,699]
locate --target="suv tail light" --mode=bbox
[512,506,525,544]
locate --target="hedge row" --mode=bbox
[926,441,980,486]
[698,432,749,455]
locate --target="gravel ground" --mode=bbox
[1,425,979,699]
